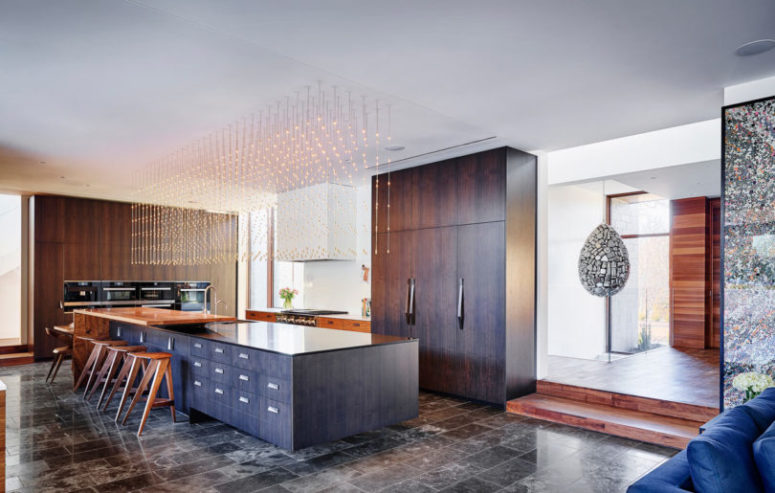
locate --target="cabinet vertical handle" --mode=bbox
[405,278,415,325]
[457,278,464,330]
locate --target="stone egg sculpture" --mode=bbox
[578,223,630,297]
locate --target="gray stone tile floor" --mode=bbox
[2,361,677,492]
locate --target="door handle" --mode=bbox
[405,278,415,325]
[457,278,464,330]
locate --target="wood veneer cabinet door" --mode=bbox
[415,226,460,395]
[34,242,66,358]
[458,222,506,403]
[371,230,415,338]
[456,149,506,225]
[416,160,458,230]
[373,167,419,234]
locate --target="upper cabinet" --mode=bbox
[373,148,507,232]
[276,183,357,261]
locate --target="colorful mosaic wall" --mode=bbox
[723,95,775,408]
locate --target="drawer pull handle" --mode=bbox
[214,367,224,374]
[239,396,250,404]
[215,348,224,354]
[267,406,279,414]
[267,382,279,390]
[194,343,202,349]
[194,361,202,368]
[239,353,249,359]
[194,380,202,387]
[214,388,224,395]
[239,374,249,381]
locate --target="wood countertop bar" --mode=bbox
[74,307,237,326]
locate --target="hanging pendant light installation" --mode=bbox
[578,223,630,297]
[131,82,392,265]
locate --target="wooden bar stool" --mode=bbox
[89,344,148,406]
[101,348,150,412]
[116,352,176,436]
[44,327,73,384]
[74,339,128,394]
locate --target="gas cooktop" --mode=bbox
[281,309,348,316]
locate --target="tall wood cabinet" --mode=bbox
[371,147,536,405]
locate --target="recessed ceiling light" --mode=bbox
[735,39,775,57]
[649,176,657,180]
[385,145,405,152]
[59,176,66,179]
[188,200,199,204]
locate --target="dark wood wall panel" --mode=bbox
[708,198,721,349]
[32,195,237,359]
[669,197,709,349]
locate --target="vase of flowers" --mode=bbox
[733,372,774,402]
[279,287,298,309]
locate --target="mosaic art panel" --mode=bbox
[723,96,775,408]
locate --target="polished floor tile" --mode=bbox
[2,361,675,492]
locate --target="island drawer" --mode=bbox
[209,361,232,383]
[233,368,259,390]
[189,375,209,405]
[189,356,209,376]
[209,342,233,363]
[259,375,291,403]
[191,340,207,357]
[233,388,259,416]
[259,396,292,448]
[233,347,262,370]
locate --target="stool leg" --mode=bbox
[115,358,141,423]
[122,360,157,426]
[74,343,98,391]
[88,349,117,402]
[104,354,132,411]
[137,359,168,436]
[97,352,123,408]
[83,345,106,399]
[50,353,65,383]
[164,362,176,423]
[46,356,58,383]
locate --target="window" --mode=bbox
[0,194,22,345]
[608,193,670,353]
[247,208,304,309]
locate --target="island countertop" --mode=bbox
[73,307,237,326]
[154,321,412,356]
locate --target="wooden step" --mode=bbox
[507,394,703,449]
[537,380,719,422]
[0,352,35,367]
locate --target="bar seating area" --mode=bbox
[69,335,177,436]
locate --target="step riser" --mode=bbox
[507,400,692,449]
[537,381,718,422]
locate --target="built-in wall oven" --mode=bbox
[175,281,211,312]
[138,282,175,309]
[100,282,138,305]
[63,281,101,311]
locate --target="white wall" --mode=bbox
[724,75,775,105]
[547,119,720,185]
[302,185,371,316]
[547,183,607,359]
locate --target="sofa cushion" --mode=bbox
[627,449,694,492]
[687,407,763,493]
[743,388,775,432]
[754,420,775,493]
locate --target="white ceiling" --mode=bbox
[1,0,774,202]
[609,160,721,200]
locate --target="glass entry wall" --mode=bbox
[608,193,670,354]
[0,194,22,345]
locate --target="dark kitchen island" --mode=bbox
[74,308,418,450]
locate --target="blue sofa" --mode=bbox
[628,388,775,493]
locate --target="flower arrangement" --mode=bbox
[733,372,774,402]
[279,287,298,309]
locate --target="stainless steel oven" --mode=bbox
[100,282,138,304]
[175,281,211,312]
[62,281,101,312]
[138,282,174,309]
